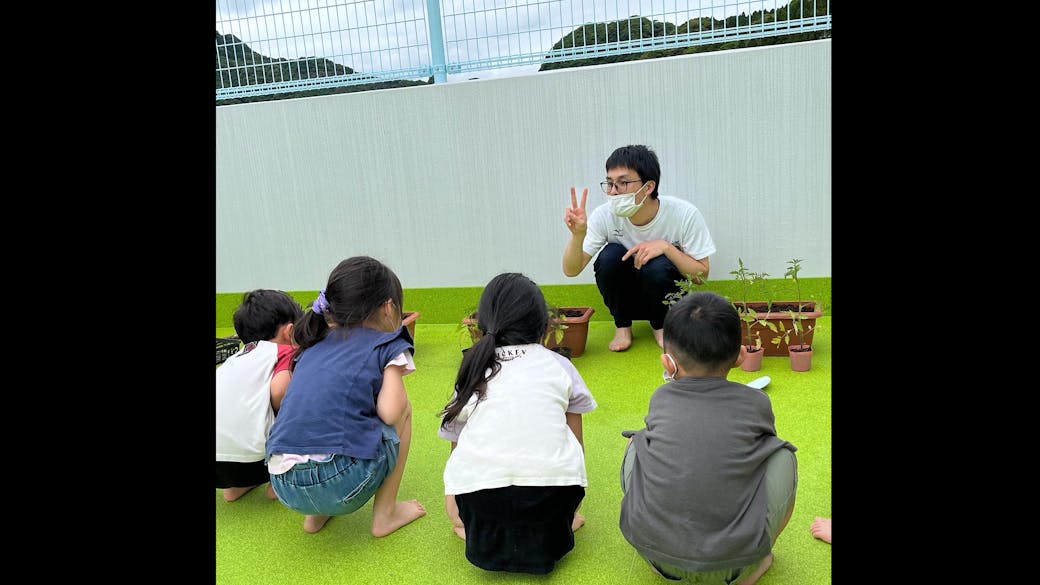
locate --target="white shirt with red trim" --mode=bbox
[216,341,294,463]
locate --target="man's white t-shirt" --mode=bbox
[582,195,716,263]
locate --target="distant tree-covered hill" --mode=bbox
[540,0,831,71]
[216,31,357,87]
[215,31,431,105]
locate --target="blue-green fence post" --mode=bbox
[426,0,447,83]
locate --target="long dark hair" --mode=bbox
[440,273,547,427]
[291,256,403,369]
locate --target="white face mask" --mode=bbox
[608,182,650,218]
[662,353,677,382]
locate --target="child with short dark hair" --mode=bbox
[619,290,797,584]
[439,272,597,574]
[216,289,303,502]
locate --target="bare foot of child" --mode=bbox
[652,328,664,348]
[303,514,331,533]
[609,327,633,352]
[222,485,256,502]
[810,517,831,543]
[571,511,586,532]
[265,484,278,500]
[371,500,427,537]
[736,552,773,585]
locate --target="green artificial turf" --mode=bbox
[216,317,831,585]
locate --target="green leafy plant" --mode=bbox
[543,306,569,347]
[729,258,775,351]
[663,271,706,306]
[458,308,481,343]
[770,258,814,351]
[770,313,815,351]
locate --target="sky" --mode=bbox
[215,0,822,84]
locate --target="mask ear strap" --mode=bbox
[637,182,651,204]
[385,300,401,329]
[662,353,676,376]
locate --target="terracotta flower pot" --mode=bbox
[740,301,822,357]
[788,344,812,372]
[402,311,420,342]
[543,307,595,357]
[740,347,764,372]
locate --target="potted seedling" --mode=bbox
[544,305,594,357]
[735,259,822,357]
[729,258,773,372]
[662,271,706,306]
[542,306,572,359]
[769,258,816,371]
[459,307,482,345]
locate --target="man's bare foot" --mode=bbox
[810,517,831,543]
[735,553,773,585]
[371,500,427,537]
[652,328,664,348]
[303,514,332,533]
[222,485,257,502]
[571,511,586,532]
[452,525,466,540]
[265,484,278,500]
[609,327,633,352]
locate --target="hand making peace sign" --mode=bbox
[563,186,588,236]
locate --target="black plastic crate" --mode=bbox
[216,336,241,365]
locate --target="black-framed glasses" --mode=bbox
[600,179,644,194]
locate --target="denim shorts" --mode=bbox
[270,423,400,516]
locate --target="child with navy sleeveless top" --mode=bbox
[266,256,426,536]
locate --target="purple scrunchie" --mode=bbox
[312,290,330,314]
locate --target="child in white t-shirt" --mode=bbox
[216,289,302,502]
[439,272,597,574]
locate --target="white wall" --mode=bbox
[217,40,830,292]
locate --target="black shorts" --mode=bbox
[216,460,270,489]
[455,485,585,574]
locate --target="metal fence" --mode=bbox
[216,0,831,101]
